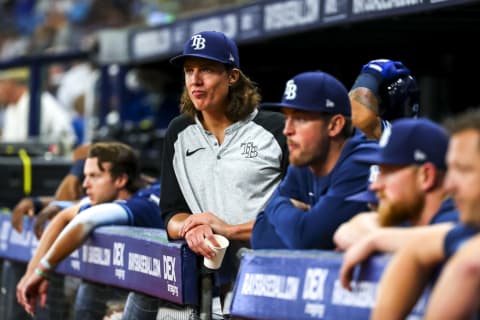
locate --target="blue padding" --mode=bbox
[230,249,432,319]
[0,213,198,305]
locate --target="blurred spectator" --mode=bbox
[55,61,98,145]
[0,27,29,60]
[0,67,76,150]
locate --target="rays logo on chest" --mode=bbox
[241,142,258,158]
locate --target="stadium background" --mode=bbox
[0,0,479,319]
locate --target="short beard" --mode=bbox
[377,193,425,227]
[289,132,330,168]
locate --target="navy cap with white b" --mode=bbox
[354,118,449,170]
[170,31,240,68]
[262,71,351,116]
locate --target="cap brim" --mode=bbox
[352,152,385,165]
[260,102,320,112]
[346,190,378,203]
[353,152,412,166]
[170,54,235,67]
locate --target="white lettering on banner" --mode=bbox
[168,284,179,297]
[190,14,237,39]
[304,303,325,318]
[324,0,339,15]
[173,26,188,47]
[71,260,81,271]
[71,249,79,259]
[264,0,320,31]
[353,0,421,14]
[85,245,111,266]
[1,221,10,241]
[115,268,125,280]
[163,255,176,282]
[302,268,329,301]
[133,29,171,59]
[0,221,9,251]
[331,280,377,308]
[240,11,255,31]
[9,229,32,247]
[241,273,300,300]
[113,242,125,267]
[128,253,161,277]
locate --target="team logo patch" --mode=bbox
[368,165,379,183]
[186,147,205,157]
[191,34,206,50]
[414,149,426,161]
[379,125,391,148]
[241,142,258,158]
[284,80,297,100]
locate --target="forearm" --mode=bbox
[43,203,130,267]
[166,213,191,239]
[269,196,367,249]
[26,206,78,274]
[424,237,480,320]
[224,221,254,240]
[369,229,411,253]
[372,224,454,253]
[43,223,86,267]
[372,225,451,319]
[372,248,433,319]
[334,213,379,250]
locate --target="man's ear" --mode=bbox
[228,69,240,85]
[328,114,345,137]
[115,173,129,189]
[418,163,438,191]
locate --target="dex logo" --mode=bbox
[191,35,206,50]
[113,242,125,267]
[284,80,297,100]
[163,255,176,282]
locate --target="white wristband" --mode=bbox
[40,257,51,270]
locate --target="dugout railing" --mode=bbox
[0,212,433,319]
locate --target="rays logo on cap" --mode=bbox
[191,34,206,50]
[284,80,297,100]
[368,165,379,183]
[379,125,392,147]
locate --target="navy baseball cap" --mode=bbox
[347,189,377,204]
[170,31,240,68]
[262,71,351,116]
[354,118,449,170]
[346,164,379,204]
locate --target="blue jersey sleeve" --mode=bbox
[429,198,459,225]
[114,184,163,228]
[444,223,480,259]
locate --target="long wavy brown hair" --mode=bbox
[179,67,261,122]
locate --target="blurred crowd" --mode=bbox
[0,0,252,60]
